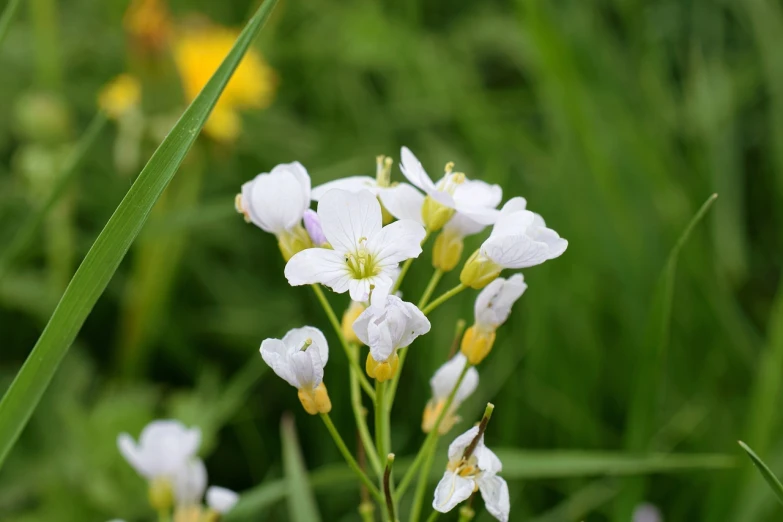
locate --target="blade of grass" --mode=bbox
[614,193,718,520]
[738,441,783,506]
[0,112,108,285]
[0,0,23,50]
[281,414,322,522]
[0,0,279,469]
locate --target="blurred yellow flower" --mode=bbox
[123,0,171,54]
[173,23,277,142]
[98,74,142,119]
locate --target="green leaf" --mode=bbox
[0,0,279,470]
[281,414,322,522]
[738,441,783,506]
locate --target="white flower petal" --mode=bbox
[283,326,329,367]
[289,350,323,389]
[453,203,499,225]
[477,445,503,475]
[531,226,568,259]
[241,163,311,234]
[481,233,554,269]
[444,213,487,237]
[474,274,527,329]
[312,176,378,200]
[260,338,299,388]
[367,219,426,268]
[632,503,663,522]
[285,248,352,293]
[430,353,473,401]
[489,210,536,240]
[207,486,240,514]
[377,184,425,225]
[318,189,382,253]
[117,433,150,477]
[448,426,481,462]
[395,298,431,348]
[433,471,475,513]
[355,295,430,361]
[118,421,201,479]
[500,196,528,215]
[454,180,503,210]
[400,146,436,193]
[478,475,510,522]
[348,277,373,302]
[174,458,207,506]
[367,315,396,362]
[457,366,479,404]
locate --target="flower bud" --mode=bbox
[341,301,366,344]
[277,224,313,261]
[365,352,400,382]
[297,382,332,415]
[303,209,329,247]
[459,250,502,289]
[433,229,464,272]
[422,196,455,232]
[98,74,142,120]
[460,325,496,365]
[422,399,460,435]
[148,477,174,512]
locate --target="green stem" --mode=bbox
[0,0,23,51]
[409,435,439,522]
[0,112,108,285]
[392,230,431,293]
[425,511,440,522]
[350,343,383,477]
[30,0,62,89]
[311,284,375,400]
[375,380,390,459]
[421,284,467,316]
[320,413,384,504]
[395,364,471,500]
[384,454,397,522]
[417,269,444,310]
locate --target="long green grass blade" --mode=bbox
[738,441,783,506]
[281,414,322,522]
[0,0,23,50]
[615,193,718,519]
[0,0,278,469]
[0,112,108,284]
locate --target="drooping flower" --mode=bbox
[461,274,527,365]
[173,21,276,143]
[260,326,332,414]
[352,293,431,381]
[207,486,240,514]
[433,426,510,521]
[422,354,479,434]
[400,146,501,231]
[118,420,201,481]
[284,189,426,302]
[235,162,313,260]
[460,197,567,289]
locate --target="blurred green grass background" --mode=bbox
[0,0,782,520]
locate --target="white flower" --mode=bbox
[633,503,663,522]
[117,420,201,480]
[311,175,380,200]
[260,326,329,390]
[378,183,426,225]
[474,274,527,330]
[479,197,567,269]
[433,426,510,522]
[207,486,240,514]
[174,458,207,506]
[236,162,311,235]
[423,354,479,434]
[353,294,431,363]
[284,189,426,301]
[400,146,501,226]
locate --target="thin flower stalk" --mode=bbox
[392,230,431,293]
[395,364,471,499]
[384,454,397,522]
[350,343,383,477]
[320,413,384,504]
[418,269,444,310]
[421,284,468,316]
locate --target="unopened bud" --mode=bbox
[298,382,332,415]
[148,477,174,512]
[460,325,496,365]
[366,352,399,382]
[278,224,313,261]
[422,196,455,232]
[433,229,464,272]
[459,250,501,289]
[422,398,460,435]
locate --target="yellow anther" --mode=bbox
[234,194,250,223]
[444,161,455,174]
[460,325,496,365]
[365,352,400,382]
[298,382,332,415]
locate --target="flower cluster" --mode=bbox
[114,420,238,521]
[231,146,567,520]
